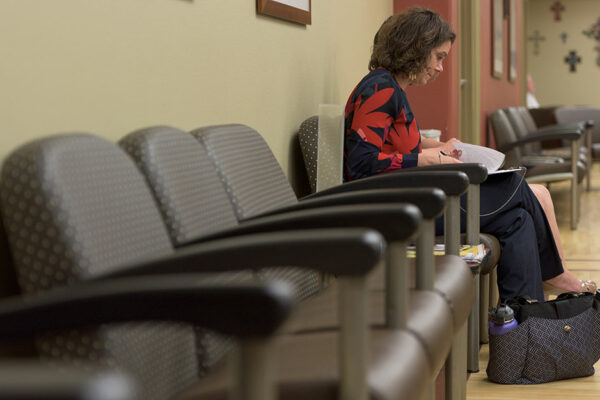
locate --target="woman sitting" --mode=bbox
[343,7,594,301]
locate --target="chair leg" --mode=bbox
[587,129,592,191]
[571,140,579,230]
[479,273,490,344]
[235,337,277,400]
[467,271,480,372]
[445,320,468,400]
[489,269,499,308]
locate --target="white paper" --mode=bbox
[488,167,526,176]
[453,142,505,172]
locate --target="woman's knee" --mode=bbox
[529,183,552,210]
[482,207,534,237]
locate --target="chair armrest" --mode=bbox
[248,188,446,220]
[404,163,488,184]
[0,364,136,400]
[107,228,385,278]
[498,128,583,153]
[537,121,586,132]
[0,277,295,339]
[305,170,469,197]
[196,203,421,246]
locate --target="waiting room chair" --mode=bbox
[505,106,592,192]
[555,105,600,165]
[488,109,584,230]
[0,133,399,400]
[120,125,461,400]
[176,124,474,399]
[297,115,500,369]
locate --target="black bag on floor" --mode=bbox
[487,291,600,384]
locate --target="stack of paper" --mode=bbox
[453,142,505,173]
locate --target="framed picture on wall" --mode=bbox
[509,0,517,82]
[492,0,503,79]
[257,0,311,25]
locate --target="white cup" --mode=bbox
[420,129,441,141]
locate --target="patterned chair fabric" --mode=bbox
[184,125,322,301]
[0,134,199,400]
[120,126,255,373]
[190,124,298,220]
[298,116,319,193]
[119,126,239,245]
[120,126,321,302]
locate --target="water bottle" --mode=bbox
[489,304,518,335]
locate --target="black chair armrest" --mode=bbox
[107,228,385,278]
[404,163,488,184]
[0,277,295,339]
[195,203,421,245]
[498,128,583,153]
[247,188,446,220]
[304,170,469,197]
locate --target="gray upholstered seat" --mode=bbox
[0,134,199,400]
[298,114,500,377]
[0,133,354,400]
[186,124,470,398]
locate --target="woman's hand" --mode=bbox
[439,138,462,159]
[418,148,463,166]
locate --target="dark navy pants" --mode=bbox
[435,171,563,302]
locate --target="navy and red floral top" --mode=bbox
[344,68,421,181]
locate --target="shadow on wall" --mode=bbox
[288,131,312,198]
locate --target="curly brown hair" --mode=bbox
[369,8,456,78]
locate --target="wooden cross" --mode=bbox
[528,30,546,55]
[564,51,581,72]
[550,1,565,22]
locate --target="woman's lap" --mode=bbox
[435,171,563,301]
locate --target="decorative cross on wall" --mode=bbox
[583,17,600,66]
[564,50,581,72]
[560,32,568,44]
[528,30,546,55]
[550,1,565,22]
[582,17,600,41]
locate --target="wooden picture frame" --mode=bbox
[257,0,311,25]
[509,0,517,82]
[492,0,504,79]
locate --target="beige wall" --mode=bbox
[0,0,392,191]
[527,0,600,107]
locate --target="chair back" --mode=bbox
[0,134,198,400]
[297,116,319,193]
[517,107,539,132]
[119,126,239,245]
[555,106,600,143]
[488,109,522,167]
[191,124,297,220]
[505,107,535,155]
[298,107,345,193]
[190,125,321,299]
